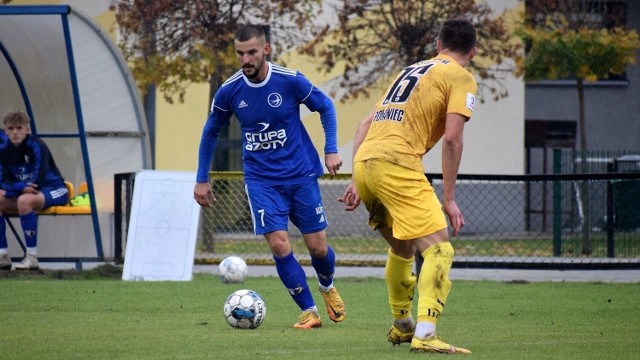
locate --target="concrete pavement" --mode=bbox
[31,262,639,283]
[195,264,640,283]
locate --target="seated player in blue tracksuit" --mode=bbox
[0,111,68,270]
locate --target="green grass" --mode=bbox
[1,266,639,359]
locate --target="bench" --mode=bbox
[33,181,92,215]
[5,181,93,268]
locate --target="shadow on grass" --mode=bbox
[0,264,123,280]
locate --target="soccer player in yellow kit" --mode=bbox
[339,19,477,354]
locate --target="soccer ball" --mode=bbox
[223,289,266,329]
[218,256,248,283]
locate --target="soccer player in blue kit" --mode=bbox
[194,24,345,329]
[0,111,69,271]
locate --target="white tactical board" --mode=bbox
[122,171,200,281]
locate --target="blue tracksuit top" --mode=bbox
[0,134,65,191]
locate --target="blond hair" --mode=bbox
[3,111,30,128]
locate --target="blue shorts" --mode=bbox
[245,179,328,235]
[41,185,69,209]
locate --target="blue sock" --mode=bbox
[0,216,7,250]
[274,251,315,311]
[311,245,336,288]
[20,211,38,248]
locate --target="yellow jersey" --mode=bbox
[354,54,477,172]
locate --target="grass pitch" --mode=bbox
[1,265,638,359]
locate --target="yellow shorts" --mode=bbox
[353,159,447,240]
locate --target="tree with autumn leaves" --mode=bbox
[300,0,521,103]
[110,0,324,169]
[111,0,521,105]
[110,0,323,104]
[519,0,639,163]
[518,0,640,255]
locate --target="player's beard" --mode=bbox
[243,57,265,80]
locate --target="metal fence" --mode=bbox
[558,149,640,174]
[114,171,640,269]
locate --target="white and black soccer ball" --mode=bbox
[218,256,248,283]
[223,289,266,329]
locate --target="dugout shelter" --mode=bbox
[0,5,151,265]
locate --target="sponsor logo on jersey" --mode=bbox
[245,123,287,151]
[267,93,283,108]
[466,93,476,111]
[238,100,248,108]
[16,166,30,181]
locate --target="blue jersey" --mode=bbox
[0,134,66,191]
[196,62,338,184]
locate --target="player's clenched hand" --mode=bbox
[24,183,39,194]
[338,181,360,211]
[194,182,217,208]
[443,199,465,237]
[325,153,343,176]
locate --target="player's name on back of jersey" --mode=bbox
[373,108,405,122]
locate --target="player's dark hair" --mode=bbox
[438,19,477,54]
[235,24,266,42]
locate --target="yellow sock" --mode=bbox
[385,248,416,320]
[416,242,454,324]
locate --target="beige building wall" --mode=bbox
[156,83,210,171]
